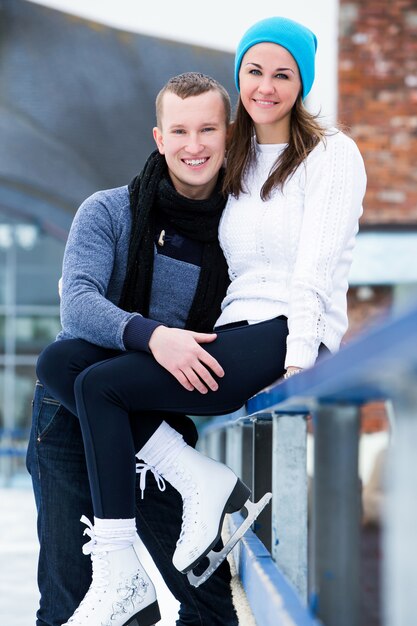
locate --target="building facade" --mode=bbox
[1,0,416,475]
[0,0,235,476]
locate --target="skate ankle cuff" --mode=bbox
[80,516,137,554]
[137,420,186,468]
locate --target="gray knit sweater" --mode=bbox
[57,185,200,350]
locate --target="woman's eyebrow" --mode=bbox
[245,61,295,74]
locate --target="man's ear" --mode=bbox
[153,127,165,154]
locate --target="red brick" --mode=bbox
[339,0,417,224]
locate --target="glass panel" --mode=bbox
[15,365,37,433]
[0,217,64,307]
[0,216,65,478]
[0,248,5,306]
[0,315,4,352]
[15,315,61,354]
[0,365,36,434]
[0,369,3,432]
[16,232,64,306]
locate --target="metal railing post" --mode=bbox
[252,416,273,551]
[225,407,248,479]
[240,422,253,492]
[384,380,417,626]
[272,413,308,602]
[312,403,361,626]
[206,429,226,462]
[226,424,242,477]
[223,421,254,487]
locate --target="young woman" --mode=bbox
[37,17,366,626]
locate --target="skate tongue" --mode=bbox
[136,462,166,499]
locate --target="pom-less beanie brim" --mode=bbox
[234,16,317,99]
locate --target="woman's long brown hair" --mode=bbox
[223,94,328,200]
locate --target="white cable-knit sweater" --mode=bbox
[217,129,367,369]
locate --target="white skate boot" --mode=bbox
[62,516,160,626]
[137,431,271,588]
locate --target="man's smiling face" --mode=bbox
[153,90,228,200]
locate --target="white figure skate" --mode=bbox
[142,445,272,588]
[62,516,160,626]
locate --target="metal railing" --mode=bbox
[197,302,417,626]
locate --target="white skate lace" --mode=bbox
[170,462,199,546]
[136,462,166,499]
[65,517,110,624]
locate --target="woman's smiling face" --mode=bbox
[239,42,302,144]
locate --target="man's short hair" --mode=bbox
[155,72,231,128]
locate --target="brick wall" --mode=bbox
[346,287,393,432]
[339,0,417,224]
[346,285,393,340]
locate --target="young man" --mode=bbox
[27,72,238,626]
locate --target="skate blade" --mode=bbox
[187,492,272,588]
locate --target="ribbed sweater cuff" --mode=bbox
[285,339,318,370]
[123,316,164,353]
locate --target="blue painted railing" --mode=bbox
[198,302,417,626]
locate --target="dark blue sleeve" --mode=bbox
[123,316,165,352]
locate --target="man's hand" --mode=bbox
[148,326,224,394]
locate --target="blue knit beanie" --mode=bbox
[235,16,317,99]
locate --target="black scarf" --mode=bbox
[118,150,230,332]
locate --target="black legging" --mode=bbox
[36,317,288,518]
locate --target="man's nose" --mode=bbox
[186,135,204,154]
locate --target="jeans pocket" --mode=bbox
[33,381,63,442]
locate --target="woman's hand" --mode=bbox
[148,326,224,394]
[283,366,303,380]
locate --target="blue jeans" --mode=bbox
[26,381,238,626]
